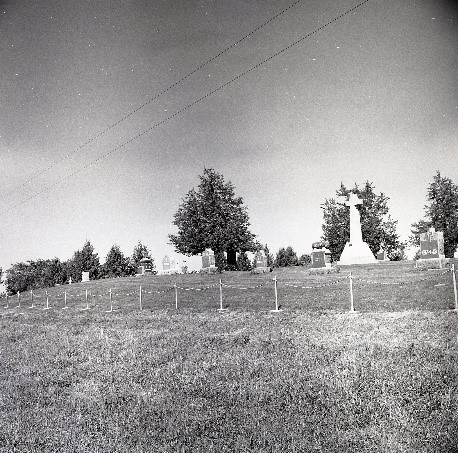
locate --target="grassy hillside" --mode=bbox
[0,263,457,452]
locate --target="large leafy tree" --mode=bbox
[410,171,458,257]
[321,182,402,261]
[169,168,256,269]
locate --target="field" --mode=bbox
[0,262,457,452]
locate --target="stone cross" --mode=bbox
[338,192,363,244]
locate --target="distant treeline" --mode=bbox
[3,241,155,295]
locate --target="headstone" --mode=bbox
[311,241,332,269]
[337,192,377,265]
[417,227,447,269]
[377,249,388,261]
[253,250,269,273]
[137,257,153,275]
[82,271,90,283]
[162,255,171,271]
[201,248,217,273]
[454,247,458,259]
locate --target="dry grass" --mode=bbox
[0,262,457,452]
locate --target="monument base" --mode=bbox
[200,267,218,274]
[251,267,270,274]
[309,266,340,275]
[416,257,448,270]
[157,270,180,276]
[338,241,377,265]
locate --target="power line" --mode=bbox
[4,0,305,198]
[5,0,371,214]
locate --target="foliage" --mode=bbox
[4,258,68,294]
[298,254,311,266]
[101,245,132,278]
[169,168,256,269]
[236,252,252,271]
[275,246,298,267]
[130,241,155,274]
[67,240,100,282]
[410,171,458,257]
[321,182,402,261]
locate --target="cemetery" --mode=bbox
[1,186,457,451]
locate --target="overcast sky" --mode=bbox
[1,0,457,272]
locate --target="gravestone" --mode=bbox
[417,227,447,269]
[377,249,388,261]
[454,247,458,259]
[253,250,269,273]
[201,248,217,273]
[337,192,377,265]
[157,255,179,275]
[81,271,90,283]
[136,257,153,275]
[310,241,335,274]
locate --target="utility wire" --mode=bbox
[5,0,371,214]
[4,0,304,197]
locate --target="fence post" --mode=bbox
[106,288,113,313]
[44,290,50,310]
[452,264,458,311]
[270,275,281,312]
[16,291,21,308]
[62,291,68,310]
[349,271,355,313]
[139,286,142,311]
[174,283,178,310]
[218,279,227,311]
[4,294,8,308]
[82,289,89,310]
[29,290,34,308]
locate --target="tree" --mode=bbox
[236,252,252,271]
[169,168,256,270]
[275,246,298,267]
[410,172,458,258]
[298,254,311,266]
[101,245,131,278]
[130,241,156,274]
[67,240,100,282]
[321,182,402,261]
[4,258,68,294]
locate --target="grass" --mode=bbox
[0,262,457,452]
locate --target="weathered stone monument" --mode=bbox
[454,247,458,259]
[310,241,336,274]
[377,249,388,261]
[201,248,217,273]
[157,255,179,275]
[81,271,90,282]
[338,192,377,265]
[136,257,153,276]
[253,250,269,273]
[417,227,447,269]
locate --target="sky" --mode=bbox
[1,0,457,274]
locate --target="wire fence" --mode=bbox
[1,265,457,315]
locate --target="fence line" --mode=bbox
[0,266,456,314]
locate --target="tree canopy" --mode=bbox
[410,171,458,257]
[169,169,256,269]
[101,244,132,278]
[67,240,100,282]
[321,182,403,261]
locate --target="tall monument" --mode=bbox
[338,192,377,265]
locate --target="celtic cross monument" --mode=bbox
[337,192,377,265]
